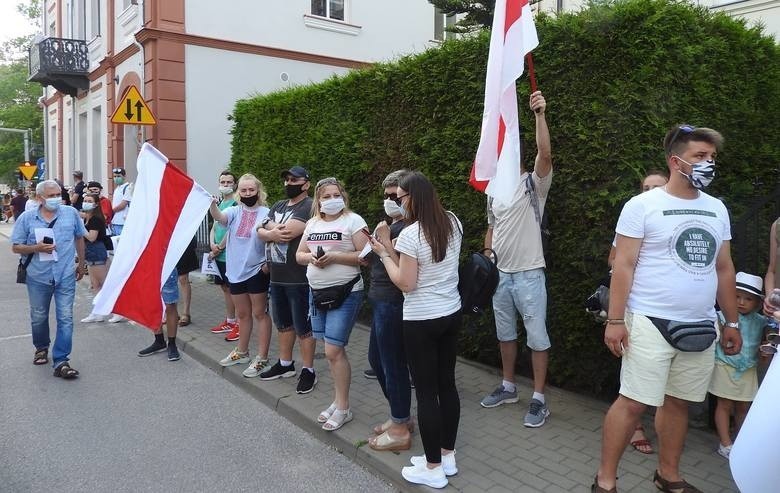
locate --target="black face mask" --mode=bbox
[240,195,258,207]
[285,184,306,199]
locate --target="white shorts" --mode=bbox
[620,312,716,407]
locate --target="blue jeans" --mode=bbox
[310,290,363,347]
[27,276,76,368]
[368,299,411,423]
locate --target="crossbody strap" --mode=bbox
[22,216,59,267]
[526,173,542,226]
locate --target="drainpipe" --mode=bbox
[133,0,146,144]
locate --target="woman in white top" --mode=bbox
[296,177,368,432]
[208,173,272,378]
[370,171,463,489]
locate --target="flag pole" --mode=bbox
[526,53,537,92]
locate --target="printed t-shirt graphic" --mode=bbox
[266,197,313,285]
[303,212,366,290]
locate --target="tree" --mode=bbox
[429,0,543,32]
[0,0,43,183]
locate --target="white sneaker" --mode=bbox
[717,443,732,459]
[107,314,126,323]
[401,463,447,489]
[80,313,105,323]
[242,356,269,378]
[219,348,250,367]
[410,450,457,476]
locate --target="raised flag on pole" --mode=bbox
[471,0,538,204]
[92,143,212,330]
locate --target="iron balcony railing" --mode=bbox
[28,37,89,96]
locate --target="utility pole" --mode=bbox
[0,127,32,162]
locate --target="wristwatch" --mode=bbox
[725,321,739,329]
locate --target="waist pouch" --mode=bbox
[311,275,361,311]
[647,316,717,352]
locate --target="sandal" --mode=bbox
[630,425,654,454]
[33,348,48,365]
[178,315,191,327]
[53,363,80,379]
[372,418,415,435]
[591,475,617,493]
[322,408,353,431]
[317,402,337,423]
[653,470,702,493]
[368,430,411,451]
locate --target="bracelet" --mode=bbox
[605,319,625,325]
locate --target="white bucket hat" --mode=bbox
[735,272,764,298]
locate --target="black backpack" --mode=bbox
[458,248,499,315]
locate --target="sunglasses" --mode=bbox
[667,124,695,153]
[393,193,409,206]
[383,192,398,201]
[315,177,338,189]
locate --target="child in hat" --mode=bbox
[709,272,768,459]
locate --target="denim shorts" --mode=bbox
[85,241,108,264]
[270,283,311,337]
[229,269,270,295]
[492,268,550,350]
[310,289,363,347]
[161,269,179,305]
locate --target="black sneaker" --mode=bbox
[259,360,296,380]
[138,339,167,357]
[363,368,377,379]
[167,344,180,361]
[296,368,317,394]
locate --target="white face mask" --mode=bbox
[383,199,402,218]
[82,202,96,211]
[320,197,345,215]
[218,185,234,195]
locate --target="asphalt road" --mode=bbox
[0,234,395,493]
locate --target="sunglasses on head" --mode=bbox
[112,168,124,174]
[667,124,696,153]
[316,177,338,189]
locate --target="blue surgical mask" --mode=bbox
[44,198,61,211]
[675,156,715,189]
[82,202,96,211]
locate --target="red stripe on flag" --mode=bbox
[497,116,506,156]
[113,163,193,329]
[505,0,527,36]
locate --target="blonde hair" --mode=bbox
[312,177,350,218]
[237,173,267,206]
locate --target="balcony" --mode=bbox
[28,37,90,97]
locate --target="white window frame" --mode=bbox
[88,0,101,40]
[311,0,347,22]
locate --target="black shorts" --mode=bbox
[229,269,270,295]
[213,260,230,286]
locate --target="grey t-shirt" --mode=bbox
[368,220,405,303]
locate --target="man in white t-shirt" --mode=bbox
[593,125,742,493]
[110,167,133,236]
[480,91,553,429]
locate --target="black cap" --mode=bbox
[280,166,310,181]
[73,170,83,177]
[87,181,103,189]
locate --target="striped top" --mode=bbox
[395,213,462,321]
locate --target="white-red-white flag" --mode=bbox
[472,0,538,204]
[92,143,212,330]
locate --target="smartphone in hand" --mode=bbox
[315,246,325,258]
[42,236,54,245]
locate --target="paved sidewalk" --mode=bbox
[174,274,737,493]
[0,222,738,492]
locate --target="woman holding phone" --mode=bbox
[296,177,368,431]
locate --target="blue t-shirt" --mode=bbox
[715,310,768,378]
[11,205,87,283]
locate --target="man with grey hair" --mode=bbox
[594,125,741,493]
[11,180,86,379]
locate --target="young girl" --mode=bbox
[709,271,767,459]
[80,193,110,323]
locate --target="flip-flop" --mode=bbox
[368,430,411,451]
[630,438,654,454]
[372,418,415,435]
[322,409,352,431]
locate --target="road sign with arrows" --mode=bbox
[110,85,157,125]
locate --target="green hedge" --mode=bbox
[230,0,780,397]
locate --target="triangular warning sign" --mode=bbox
[110,85,157,125]
[19,165,38,180]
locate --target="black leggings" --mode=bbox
[403,310,461,464]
